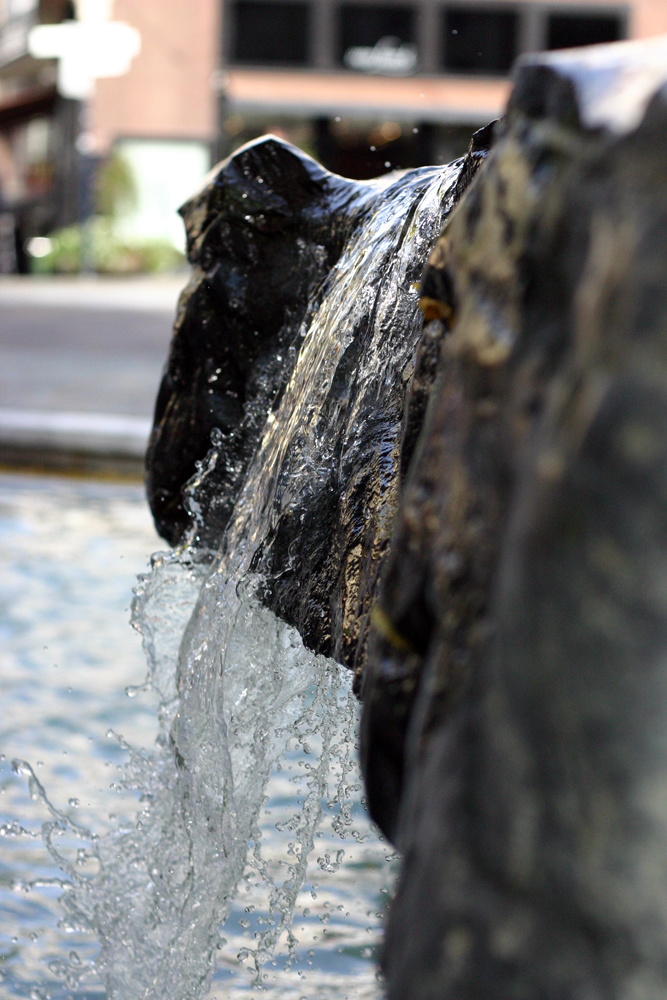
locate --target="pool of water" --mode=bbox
[0,473,395,999]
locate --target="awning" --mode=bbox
[222,69,511,124]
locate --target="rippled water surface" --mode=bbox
[0,474,394,999]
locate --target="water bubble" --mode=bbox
[68,798,79,808]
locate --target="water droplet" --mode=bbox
[68,798,79,808]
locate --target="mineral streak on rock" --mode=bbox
[361,37,667,999]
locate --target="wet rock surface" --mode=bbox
[147,137,378,547]
[147,132,490,670]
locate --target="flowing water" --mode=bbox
[0,159,458,999]
[0,475,394,1000]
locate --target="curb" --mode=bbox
[0,409,151,477]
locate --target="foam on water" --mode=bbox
[3,158,458,999]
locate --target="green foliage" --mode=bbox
[95,152,138,219]
[30,218,185,274]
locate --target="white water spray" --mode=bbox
[8,158,460,999]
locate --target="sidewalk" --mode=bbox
[0,274,187,475]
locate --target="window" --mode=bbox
[338,5,415,65]
[546,12,622,50]
[231,1,310,65]
[443,7,518,74]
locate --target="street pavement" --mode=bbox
[0,274,187,471]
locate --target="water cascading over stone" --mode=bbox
[147,34,667,1000]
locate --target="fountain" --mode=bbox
[6,33,667,1000]
[4,115,483,998]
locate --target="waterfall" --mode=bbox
[12,156,460,999]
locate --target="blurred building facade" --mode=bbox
[220,0,665,174]
[0,0,665,269]
[0,0,219,268]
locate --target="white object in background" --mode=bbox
[114,139,211,251]
[28,0,140,100]
[344,36,417,76]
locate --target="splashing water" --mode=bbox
[5,159,459,999]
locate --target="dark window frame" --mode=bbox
[544,4,627,50]
[441,3,520,77]
[226,0,313,67]
[219,0,630,76]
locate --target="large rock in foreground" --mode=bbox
[361,34,667,999]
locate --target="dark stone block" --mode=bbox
[147,129,492,676]
[146,136,378,546]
